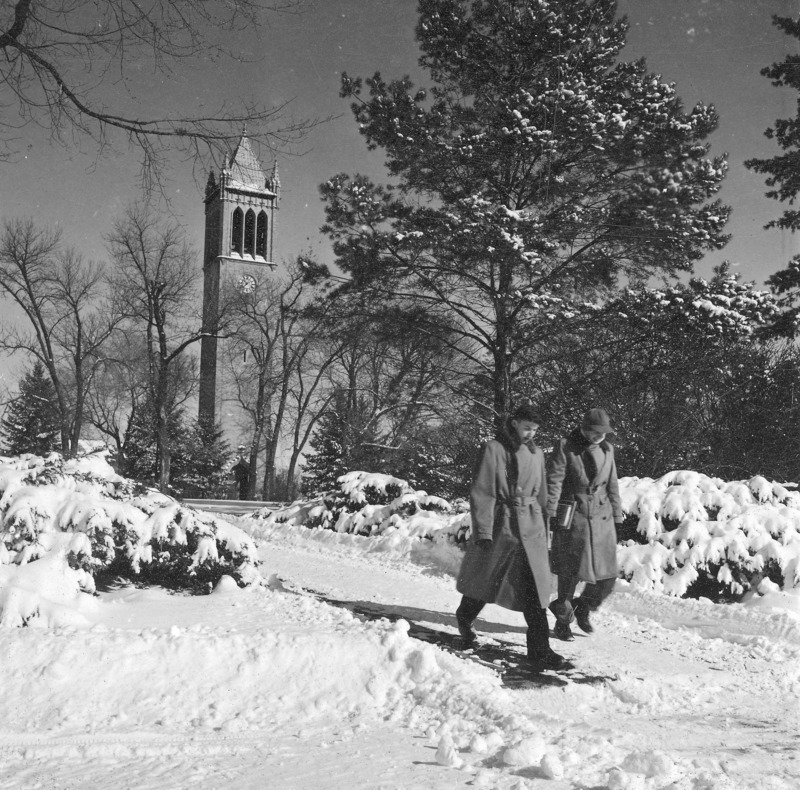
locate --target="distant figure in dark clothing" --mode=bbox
[546,408,623,641]
[455,404,568,671]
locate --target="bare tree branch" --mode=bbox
[0,0,324,187]
[0,217,120,455]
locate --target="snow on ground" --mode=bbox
[1,509,798,790]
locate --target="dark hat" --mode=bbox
[510,403,542,424]
[581,408,613,433]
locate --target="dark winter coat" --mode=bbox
[546,429,623,583]
[456,428,551,611]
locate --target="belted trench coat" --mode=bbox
[456,433,551,611]
[546,430,623,583]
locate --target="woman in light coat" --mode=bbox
[455,404,567,671]
[546,408,623,641]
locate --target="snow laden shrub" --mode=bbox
[0,453,260,603]
[256,470,470,543]
[618,471,800,600]
[261,468,800,603]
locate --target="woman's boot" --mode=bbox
[574,598,594,634]
[554,620,574,641]
[455,596,484,644]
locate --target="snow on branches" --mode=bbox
[253,470,467,544]
[0,453,260,625]
[618,471,800,599]
[323,0,733,428]
[257,467,800,602]
[608,268,780,339]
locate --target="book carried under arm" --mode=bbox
[554,500,576,530]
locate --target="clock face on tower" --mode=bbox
[237,274,257,294]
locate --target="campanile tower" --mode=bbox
[199,132,279,425]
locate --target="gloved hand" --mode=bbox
[476,538,493,550]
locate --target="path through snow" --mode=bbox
[1,518,797,790]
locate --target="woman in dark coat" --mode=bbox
[455,404,567,671]
[546,408,623,641]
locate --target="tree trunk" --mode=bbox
[68,389,86,458]
[493,352,511,429]
[155,355,171,492]
[263,373,290,500]
[246,444,259,500]
[492,264,514,431]
[493,322,512,431]
[248,387,271,499]
[286,449,302,500]
[49,372,72,457]
[60,426,71,456]
[157,416,171,492]
[263,432,279,500]
[261,419,276,499]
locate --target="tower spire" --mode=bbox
[270,159,281,197]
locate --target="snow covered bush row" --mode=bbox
[0,453,260,621]
[257,469,800,599]
[617,470,800,599]
[254,470,471,544]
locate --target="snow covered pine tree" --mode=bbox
[0,362,61,457]
[321,0,730,427]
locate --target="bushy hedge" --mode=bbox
[258,469,800,601]
[617,470,800,600]
[0,452,260,596]
[255,470,470,541]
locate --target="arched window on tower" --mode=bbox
[231,208,244,255]
[256,211,268,259]
[244,209,256,256]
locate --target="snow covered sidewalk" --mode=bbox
[256,522,800,788]
[2,517,797,790]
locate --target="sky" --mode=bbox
[1,0,798,374]
[0,455,797,787]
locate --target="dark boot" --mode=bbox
[455,596,484,644]
[524,607,573,670]
[553,620,574,641]
[574,599,594,634]
[525,648,573,672]
[456,616,477,644]
[548,599,574,624]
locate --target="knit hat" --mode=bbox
[581,408,613,433]
[510,403,542,424]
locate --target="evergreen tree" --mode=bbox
[0,362,61,457]
[302,388,378,495]
[170,418,231,499]
[302,408,347,495]
[121,399,173,487]
[122,403,230,497]
[390,439,468,500]
[303,395,479,500]
[320,0,730,427]
[601,268,788,478]
[744,14,800,337]
[517,265,793,479]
